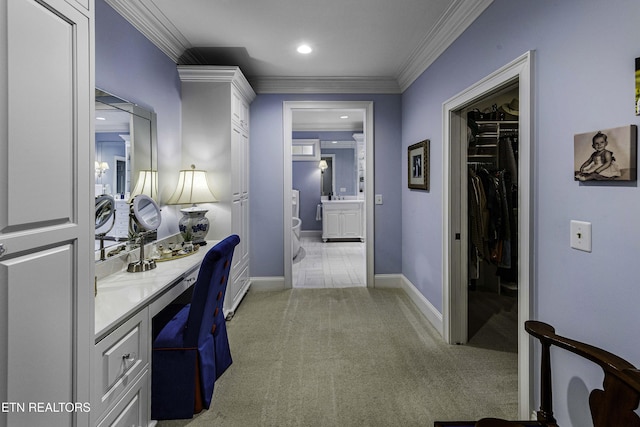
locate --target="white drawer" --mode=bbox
[149,266,198,318]
[94,309,149,421]
[97,369,149,427]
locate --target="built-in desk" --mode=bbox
[93,241,218,427]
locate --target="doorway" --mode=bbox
[283,101,374,289]
[443,51,533,417]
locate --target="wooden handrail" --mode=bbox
[525,320,640,426]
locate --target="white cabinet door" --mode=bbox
[341,210,362,238]
[231,127,243,199]
[323,211,342,239]
[0,0,92,426]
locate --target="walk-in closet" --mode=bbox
[465,87,519,351]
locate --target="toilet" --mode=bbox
[292,189,302,259]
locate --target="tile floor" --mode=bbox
[292,235,366,288]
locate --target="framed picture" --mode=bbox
[574,125,637,182]
[408,139,429,190]
[635,58,640,116]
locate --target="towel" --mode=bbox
[315,204,322,221]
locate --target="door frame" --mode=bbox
[442,51,534,418]
[283,101,374,289]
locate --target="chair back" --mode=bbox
[183,235,239,347]
[526,320,640,427]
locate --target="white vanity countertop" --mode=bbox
[94,241,217,341]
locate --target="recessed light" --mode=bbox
[96,117,106,120]
[340,115,349,119]
[332,141,338,144]
[297,44,312,54]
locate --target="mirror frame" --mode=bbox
[130,194,162,231]
[95,194,116,232]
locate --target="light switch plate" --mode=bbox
[375,194,383,205]
[570,220,592,252]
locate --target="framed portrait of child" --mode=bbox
[574,125,637,182]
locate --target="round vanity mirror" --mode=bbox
[95,194,116,231]
[128,194,161,273]
[130,194,161,231]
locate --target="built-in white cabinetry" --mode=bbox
[322,201,365,242]
[178,66,255,319]
[93,310,149,426]
[95,251,208,427]
[0,1,93,426]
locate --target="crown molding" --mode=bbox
[250,76,401,94]
[103,0,197,63]
[105,0,493,94]
[396,0,493,92]
[294,122,363,132]
[178,65,256,102]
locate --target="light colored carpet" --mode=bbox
[158,288,517,427]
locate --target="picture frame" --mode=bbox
[408,139,429,190]
[635,58,640,116]
[574,125,637,182]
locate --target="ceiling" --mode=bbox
[104,0,492,94]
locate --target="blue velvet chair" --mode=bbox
[151,235,240,420]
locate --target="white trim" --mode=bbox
[104,0,198,63]
[252,77,401,94]
[177,65,256,102]
[442,50,534,419]
[375,274,444,336]
[250,276,286,291]
[104,1,492,94]
[283,101,375,290]
[300,230,321,238]
[396,0,494,92]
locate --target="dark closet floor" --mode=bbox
[467,289,518,353]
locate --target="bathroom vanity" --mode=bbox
[321,199,364,242]
[93,242,213,427]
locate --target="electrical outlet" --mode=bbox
[570,220,592,252]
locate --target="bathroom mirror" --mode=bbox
[95,88,158,260]
[320,138,362,197]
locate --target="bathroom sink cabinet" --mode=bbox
[322,201,364,242]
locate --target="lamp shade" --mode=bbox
[130,170,159,201]
[167,165,217,205]
[319,160,328,171]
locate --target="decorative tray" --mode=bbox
[154,244,200,262]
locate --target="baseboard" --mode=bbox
[300,230,322,238]
[250,276,286,291]
[375,274,443,336]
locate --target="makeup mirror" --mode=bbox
[131,194,161,232]
[127,194,162,273]
[95,194,116,261]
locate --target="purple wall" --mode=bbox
[251,94,402,277]
[402,0,640,423]
[96,0,182,237]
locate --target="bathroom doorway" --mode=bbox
[283,101,374,289]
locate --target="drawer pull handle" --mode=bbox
[122,352,137,367]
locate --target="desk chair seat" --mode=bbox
[151,235,240,420]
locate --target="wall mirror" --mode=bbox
[95,88,158,260]
[320,137,364,197]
